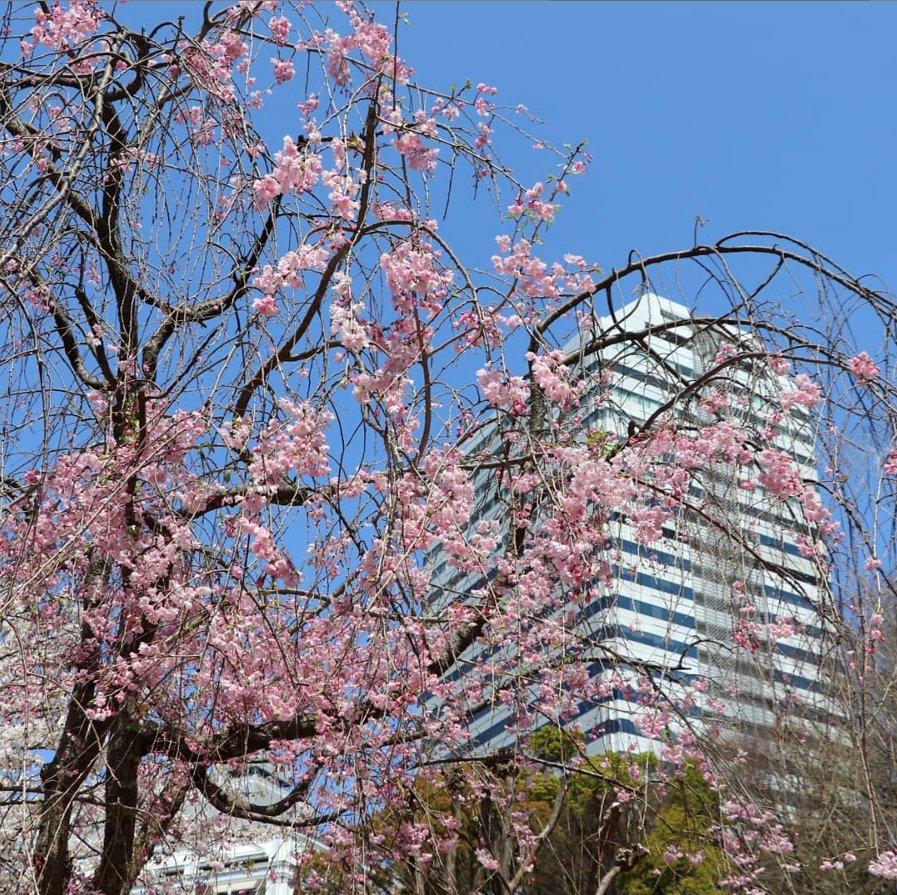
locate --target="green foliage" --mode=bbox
[528,726,585,763]
[617,764,726,895]
[348,728,730,895]
[523,729,725,895]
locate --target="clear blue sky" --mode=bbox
[385,1,896,297]
[113,1,896,307]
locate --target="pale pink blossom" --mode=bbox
[252,294,279,317]
[477,369,529,412]
[848,351,880,381]
[475,849,500,871]
[869,851,897,879]
[268,15,291,45]
[394,132,438,172]
[780,373,822,411]
[526,350,576,408]
[252,135,322,207]
[25,1,104,56]
[271,57,295,83]
[885,451,897,475]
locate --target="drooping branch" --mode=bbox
[188,763,324,823]
[0,81,100,233]
[504,773,569,893]
[142,194,283,380]
[232,96,381,418]
[537,232,891,336]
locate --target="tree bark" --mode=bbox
[92,712,144,895]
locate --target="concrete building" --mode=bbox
[140,839,298,895]
[426,292,836,757]
[133,762,322,895]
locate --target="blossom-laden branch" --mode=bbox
[0,4,895,895]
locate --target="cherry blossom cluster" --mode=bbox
[22,0,104,57]
[869,850,897,879]
[251,244,330,316]
[250,398,333,483]
[307,1,412,89]
[848,350,880,381]
[477,367,529,413]
[492,237,598,304]
[380,239,454,313]
[253,135,324,207]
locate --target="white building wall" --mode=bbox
[428,292,835,758]
[132,764,323,895]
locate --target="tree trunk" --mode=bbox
[92,712,144,895]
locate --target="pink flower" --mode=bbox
[268,15,291,45]
[757,449,803,498]
[885,451,897,475]
[253,175,281,208]
[662,846,683,865]
[252,294,279,317]
[26,1,104,56]
[819,860,844,872]
[870,851,897,879]
[848,351,880,381]
[393,133,438,172]
[780,373,822,412]
[477,369,529,412]
[475,849,500,871]
[272,57,295,84]
[526,350,576,408]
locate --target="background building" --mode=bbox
[132,762,321,895]
[426,292,837,758]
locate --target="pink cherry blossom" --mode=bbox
[271,57,295,84]
[252,294,279,316]
[24,1,104,56]
[0,5,894,895]
[870,851,897,879]
[848,351,880,381]
[780,372,822,411]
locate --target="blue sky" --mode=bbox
[110,1,895,318]
[384,2,896,298]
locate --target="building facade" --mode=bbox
[132,762,322,895]
[426,292,836,758]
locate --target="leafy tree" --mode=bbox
[521,732,724,895]
[0,3,894,895]
[617,764,726,895]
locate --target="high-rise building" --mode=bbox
[426,292,837,758]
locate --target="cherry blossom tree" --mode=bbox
[0,3,895,895]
